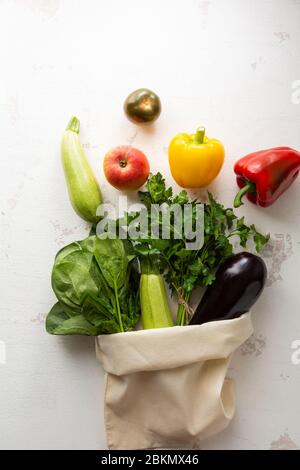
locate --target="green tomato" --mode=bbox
[124,88,161,124]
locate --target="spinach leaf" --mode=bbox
[55,241,82,263]
[46,236,140,336]
[46,302,98,335]
[51,251,98,311]
[54,237,97,264]
[46,302,72,334]
[94,237,128,290]
[81,295,120,334]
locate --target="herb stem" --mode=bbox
[227,231,239,237]
[161,253,175,273]
[114,281,124,332]
[176,303,185,326]
[176,291,190,326]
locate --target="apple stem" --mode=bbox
[119,159,127,168]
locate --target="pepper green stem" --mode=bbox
[66,116,80,134]
[194,127,205,144]
[234,181,256,208]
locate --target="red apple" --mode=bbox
[103,145,150,190]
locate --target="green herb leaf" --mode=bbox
[132,173,270,325]
[173,190,189,205]
[250,224,270,252]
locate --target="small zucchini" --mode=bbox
[61,116,102,223]
[140,258,173,329]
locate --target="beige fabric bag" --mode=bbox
[96,314,253,450]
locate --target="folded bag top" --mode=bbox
[96,314,253,376]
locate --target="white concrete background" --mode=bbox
[0,0,300,450]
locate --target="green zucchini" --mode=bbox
[140,258,174,329]
[61,116,102,223]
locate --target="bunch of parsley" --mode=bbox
[118,173,269,326]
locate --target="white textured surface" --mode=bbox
[1,0,300,450]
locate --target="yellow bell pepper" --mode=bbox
[168,127,225,188]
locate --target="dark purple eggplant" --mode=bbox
[189,252,267,325]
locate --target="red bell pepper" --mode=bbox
[233,147,300,208]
